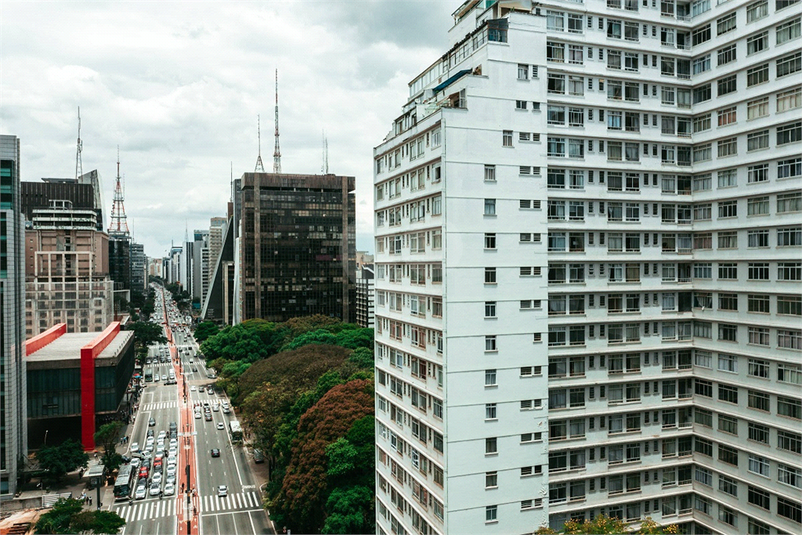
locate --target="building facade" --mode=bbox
[373,1,801,534]
[238,172,356,322]
[0,134,27,498]
[129,242,147,296]
[24,201,115,337]
[356,263,375,329]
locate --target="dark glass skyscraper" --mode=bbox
[239,172,355,323]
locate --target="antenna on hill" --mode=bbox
[254,115,265,173]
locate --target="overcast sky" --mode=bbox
[1,0,455,257]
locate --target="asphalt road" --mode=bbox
[112,289,273,535]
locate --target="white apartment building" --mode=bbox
[373,1,801,534]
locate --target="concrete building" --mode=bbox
[373,1,801,534]
[21,172,105,233]
[0,134,27,498]
[129,242,147,297]
[237,172,356,323]
[206,217,227,301]
[356,263,375,329]
[25,322,135,450]
[24,201,115,337]
[201,216,237,325]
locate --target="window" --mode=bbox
[717,75,736,96]
[485,369,497,387]
[719,475,738,497]
[748,96,770,120]
[485,505,497,523]
[780,363,802,384]
[778,395,802,419]
[484,233,496,250]
[749,486,771,510]
[485,336,497,352]
[778,294,802,315]
[502,130,513,147]
[779,262,801,280]
[777,18,802,45]
[717,106,737,128]
[484,164,496,182]
[717,137,737,158]
[748,263,769,280]
[747,130,769,151]
[779,464,802,489]
[749,358,770,378]
[778,121,802,145]
[747,64,769,86]
[746,0,768,23]
[777,497,802,524]
[717,13,736,35]
[717,44,736,65]
[718,444,739,467]
[485,471,498,488]
[517,64,529,80]
[748,163,769,183]
[485,403,497,420]
[747,31,769,55]
[779,329,802,349]
[778,430,802,453]
[778,191,802,213]
[748,230,769,247]
[749,422,770,443]
[548,74,565,94]
[485,268,497,284]
[748,389,770,410]
[718,200,737,218]
[484,199,496,216]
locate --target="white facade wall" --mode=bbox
[375,1,801,534]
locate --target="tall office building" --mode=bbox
[373,1,801,534]
[0,135,27,498]
[238,172,356,322]
[130,241,147,295]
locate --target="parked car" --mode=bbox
[253,449,265,464]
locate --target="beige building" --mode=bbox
[25,200,115,337]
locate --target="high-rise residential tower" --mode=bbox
[373,1,801,534]
[0,134,27,498]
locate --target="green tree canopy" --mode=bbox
[35,498,126,534]
[536,515,679,534]
[127,321,167,349]
[36,440,89,482]
[193,321,220,343]
[94,421,123,454]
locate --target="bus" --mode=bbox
[144,368,153,382]
[229,421,243,442]
[114,464,134,501]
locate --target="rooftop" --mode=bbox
[27,329,133,363]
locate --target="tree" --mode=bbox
[348,347,373,369]
[321,485,374,534]
[273,378,374,533]
[536,515,679,534]
[100,451,123,474]
[94,422,123,454]
[35,498,125,534]
[127,321,167,349]
[36,440,89,482]
[193,321,219,343]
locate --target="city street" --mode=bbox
[111,287,273,535]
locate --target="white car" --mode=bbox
[135,485,147,500]
[149,484,161,496]
[146,436,155,445]
[130,442,140,452]
[166,464,177,477]
[163,482,175,496]
[158,431,166,440]
[216,422,225,430]
[194,412,202,419]
[130,458,141,468]
[218,485,228,497]
[152,472,162,484]
[190,385,197,391]
[168,447,177,458]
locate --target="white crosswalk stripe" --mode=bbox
[196,492,261,514]
[114,500,175,521]
[141,401,178,411]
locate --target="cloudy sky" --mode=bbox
[1,0,455,257]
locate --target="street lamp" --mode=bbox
[43,430,49,447]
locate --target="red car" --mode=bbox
[138,466,149,479]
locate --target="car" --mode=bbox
[154,374,160,382]
[130,442,140,452]
[198,386,205,393]
[253,449,265,464]
[161,375,168,381]
[164,482,175,496]
[167,457,177,467]
[166,464,176,477]
[158,431,166,440]
[218,485,228,497]
[155,452,164,462]
[213,404,219,412]
[157,439,164,449]
[168,447,177,458]
[135,485,147,500]
[146,436,155,445]
[194,412,201,419]
[205,414,212,421]
[190,386,197,391]
[145,443,154,453]
[169,422,177,432]
[152,472,162,484]
[149,417,156,427]
[192,367,198,372]
[169,438,178,447]
[149,484,161,496]
[147,429,154,438]
[130,458,141,468]
[166,474,176,486]
[211,448,220,458]
[216,422,225,430]
[223,406,231,414]
[138,467,149,478]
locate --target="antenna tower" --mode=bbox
[75,106,83,180]
[254,115,265,172]
[108,145,130,237]
[273,69,282,173]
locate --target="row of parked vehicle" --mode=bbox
[128,422,179,499]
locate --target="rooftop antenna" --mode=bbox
[254,115,265,172]
[108,145,130,237]
[75,106,83,180]
[273,69,281,174]
[230,161,234,202]
[324,134,329,174]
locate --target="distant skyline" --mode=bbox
[1,0,455,257]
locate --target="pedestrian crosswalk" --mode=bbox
[114,499,175,521]
[141,401,178,411]
[199,491,262,513]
